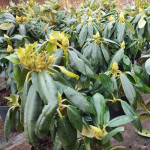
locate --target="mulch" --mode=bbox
[0,88,11,106]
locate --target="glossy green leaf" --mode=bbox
[109,48,124,68]
[102,127,124,144]
[79,24,88,47]
[121,101,142,131]
[57,116,77,150]
[5,54,20,64]
[117,22,125,43]
[108,115,137,127]
[67,105,83,132]
[145,58,150,75]
[120,74,136,105]
[64,87,95,114]
[88,23,93,38]
[4,109,11,141]
[99,73,113,93]
[124,20,135,34]
[93,93,105,127]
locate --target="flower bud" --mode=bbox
[93,32,100,39]
[112,62,118,71]
[88,17,92,23]
[121,41,125,49]
[119,12,124,22]
[108,15,115,22]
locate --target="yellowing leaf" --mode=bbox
[55,66,79,80]
[58,92,62,105]
[28,6,35,17]
[138,14,146,29]
[0,23,13,30]
[111,146,126,150]
[81,125,95,138]
[137,130,150,138]
[89,125,105,140]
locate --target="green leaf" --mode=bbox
[108,115,137,127]
[79,24,88,47]
[88,23,93,38]
[31,72,38,92]
[124,20,135,34]
[5,54,20,64]
[57,116,77,150]
[13,64,21,86]
[102,127,124,144]
[109,48,124,68]
[0,23,13,30]
[117,22,126,43]
[134,76,150,94]
[52,49,63,65]
[19,24,26,36]
[69,51,94,77]
[53,133,62,150]
[121,101,142,131]
[67,105,83,132]
[93,93,105,127]
[4,109,11,141]
[104,106,110,125]
[101,43,110,64]
[120,74,136,105]
[99,73,113,93]
[45,42,57,54]
[123,55,131,71]
[145,58,150,75]
[64,87,95,114]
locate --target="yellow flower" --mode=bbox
[119,12,124,23]
[93,32,100,39]
[112,61,119,72]
[108,15,115,22]
[121,41,125,49]
[16,16,27,24]
[88,17,92,23]
[17,42,55,72]
[81,125,106,140]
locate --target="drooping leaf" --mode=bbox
[102,127,124,144]
[54,66,79,80]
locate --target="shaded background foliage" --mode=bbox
[1,0,150,9]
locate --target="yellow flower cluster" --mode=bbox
[16,16,27,24]
[49,30,71,49]
[17,42,55,72]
